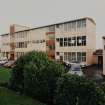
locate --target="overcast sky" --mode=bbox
[0,0,105,48]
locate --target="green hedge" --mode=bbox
[55,74,105,105]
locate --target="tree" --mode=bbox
[9,51,64,104]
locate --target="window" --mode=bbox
[56,52,59,55]
[64,38,68,46]
[68,52,72,62]
[64,24,68,32]
[77,36,82,46]
[56,24,59,28]
[64,52,68,61]
[77,19,86,29]
[68,38,71,46]
[71,37,76,46]
[71,52,76,61]
[60,38,63,47]
[77,20,82,28]
[68,22,72,31]
[48,26,55,32]
[82,52,86,62]
[82,36,86,46]
[77,52,86,62]
[56,38,59,42]
[77,52,82,62]
[71,22,76,31]
[82,19,86,28]
[16,42,27,48]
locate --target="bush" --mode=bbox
[100,82,105,94]
[9,51,64,104]
[55,74,105,105]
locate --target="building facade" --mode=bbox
[1,17,96,65]
[103,37,105,75]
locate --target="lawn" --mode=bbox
[0,67,46,105]
[0,87,46,105]
[0,67,11,83]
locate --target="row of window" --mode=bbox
[15,40,45,48]
[15,31,28,39]
[16,42,28,48]
[64,52,86,62]
[56,36,86,47]
[16,52,25,58]
[2,43,9,46]
[56,19,86,32]
[2,39,45,47]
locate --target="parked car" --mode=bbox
[3,60,15,68]
[68,63,83,76]
[70,61,87,68]
[0,60,8,66]
[63,61,71,72]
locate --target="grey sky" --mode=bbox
[0,0,105,48]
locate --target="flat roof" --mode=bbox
[0,33,9,36]
[0,17,96,35]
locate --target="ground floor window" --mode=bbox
[64,52,86,62]
[16,52,25,58]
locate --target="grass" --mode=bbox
[0,67,46,105]
[0,67,11,83]
[0,87,46,105]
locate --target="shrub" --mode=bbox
[9,51,64,104]
[55,74,105,105]
[100,82,105,93]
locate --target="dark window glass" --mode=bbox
[56,24,59,28]
[68,38,71,46]
[77,36,82,46]
[64,38,67,46]
[56,38,59,42]
[60,38,63,47]
[82,36,86,46]
[71,37,76,46]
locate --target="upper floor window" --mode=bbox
[64,38,67,46]
[48,26,55,32]
[77,19,86,28]
[71,37,76,46]
[82,36,86,46]
[16,41,28,48]
[77,36,82,46]
[71,22,76,31]
[60,38,63,47]
[77,36,86,46]
[57,35,86,47]
[68,38,71,46]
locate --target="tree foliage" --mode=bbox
[9,51,64,104]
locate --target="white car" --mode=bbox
[68,64,83,76]
[69,61,87,68]
[0,60,8,65]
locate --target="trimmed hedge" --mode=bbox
[55,74,105,105]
